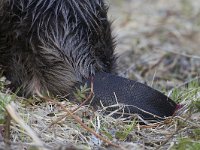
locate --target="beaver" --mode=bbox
[0,0,177,121]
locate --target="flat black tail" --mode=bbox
[84,72,177,121]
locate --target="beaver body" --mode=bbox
[0,0,115,96]
[0,0,177,120]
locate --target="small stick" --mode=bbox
[36,91,123,149]
[42,77,94,130]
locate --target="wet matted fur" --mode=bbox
[0,0,116,97]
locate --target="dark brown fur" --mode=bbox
[0,0,115,97]
[0,0,178,121]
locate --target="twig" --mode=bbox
[41,77,94,131]
[36,91,123,149]
[156,114,192,149]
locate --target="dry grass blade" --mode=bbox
[6,102,47,150]
[43,79,94,130]
[36,91,123,149]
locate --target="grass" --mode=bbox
[0,0,200,149]
[0,73,199,149]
